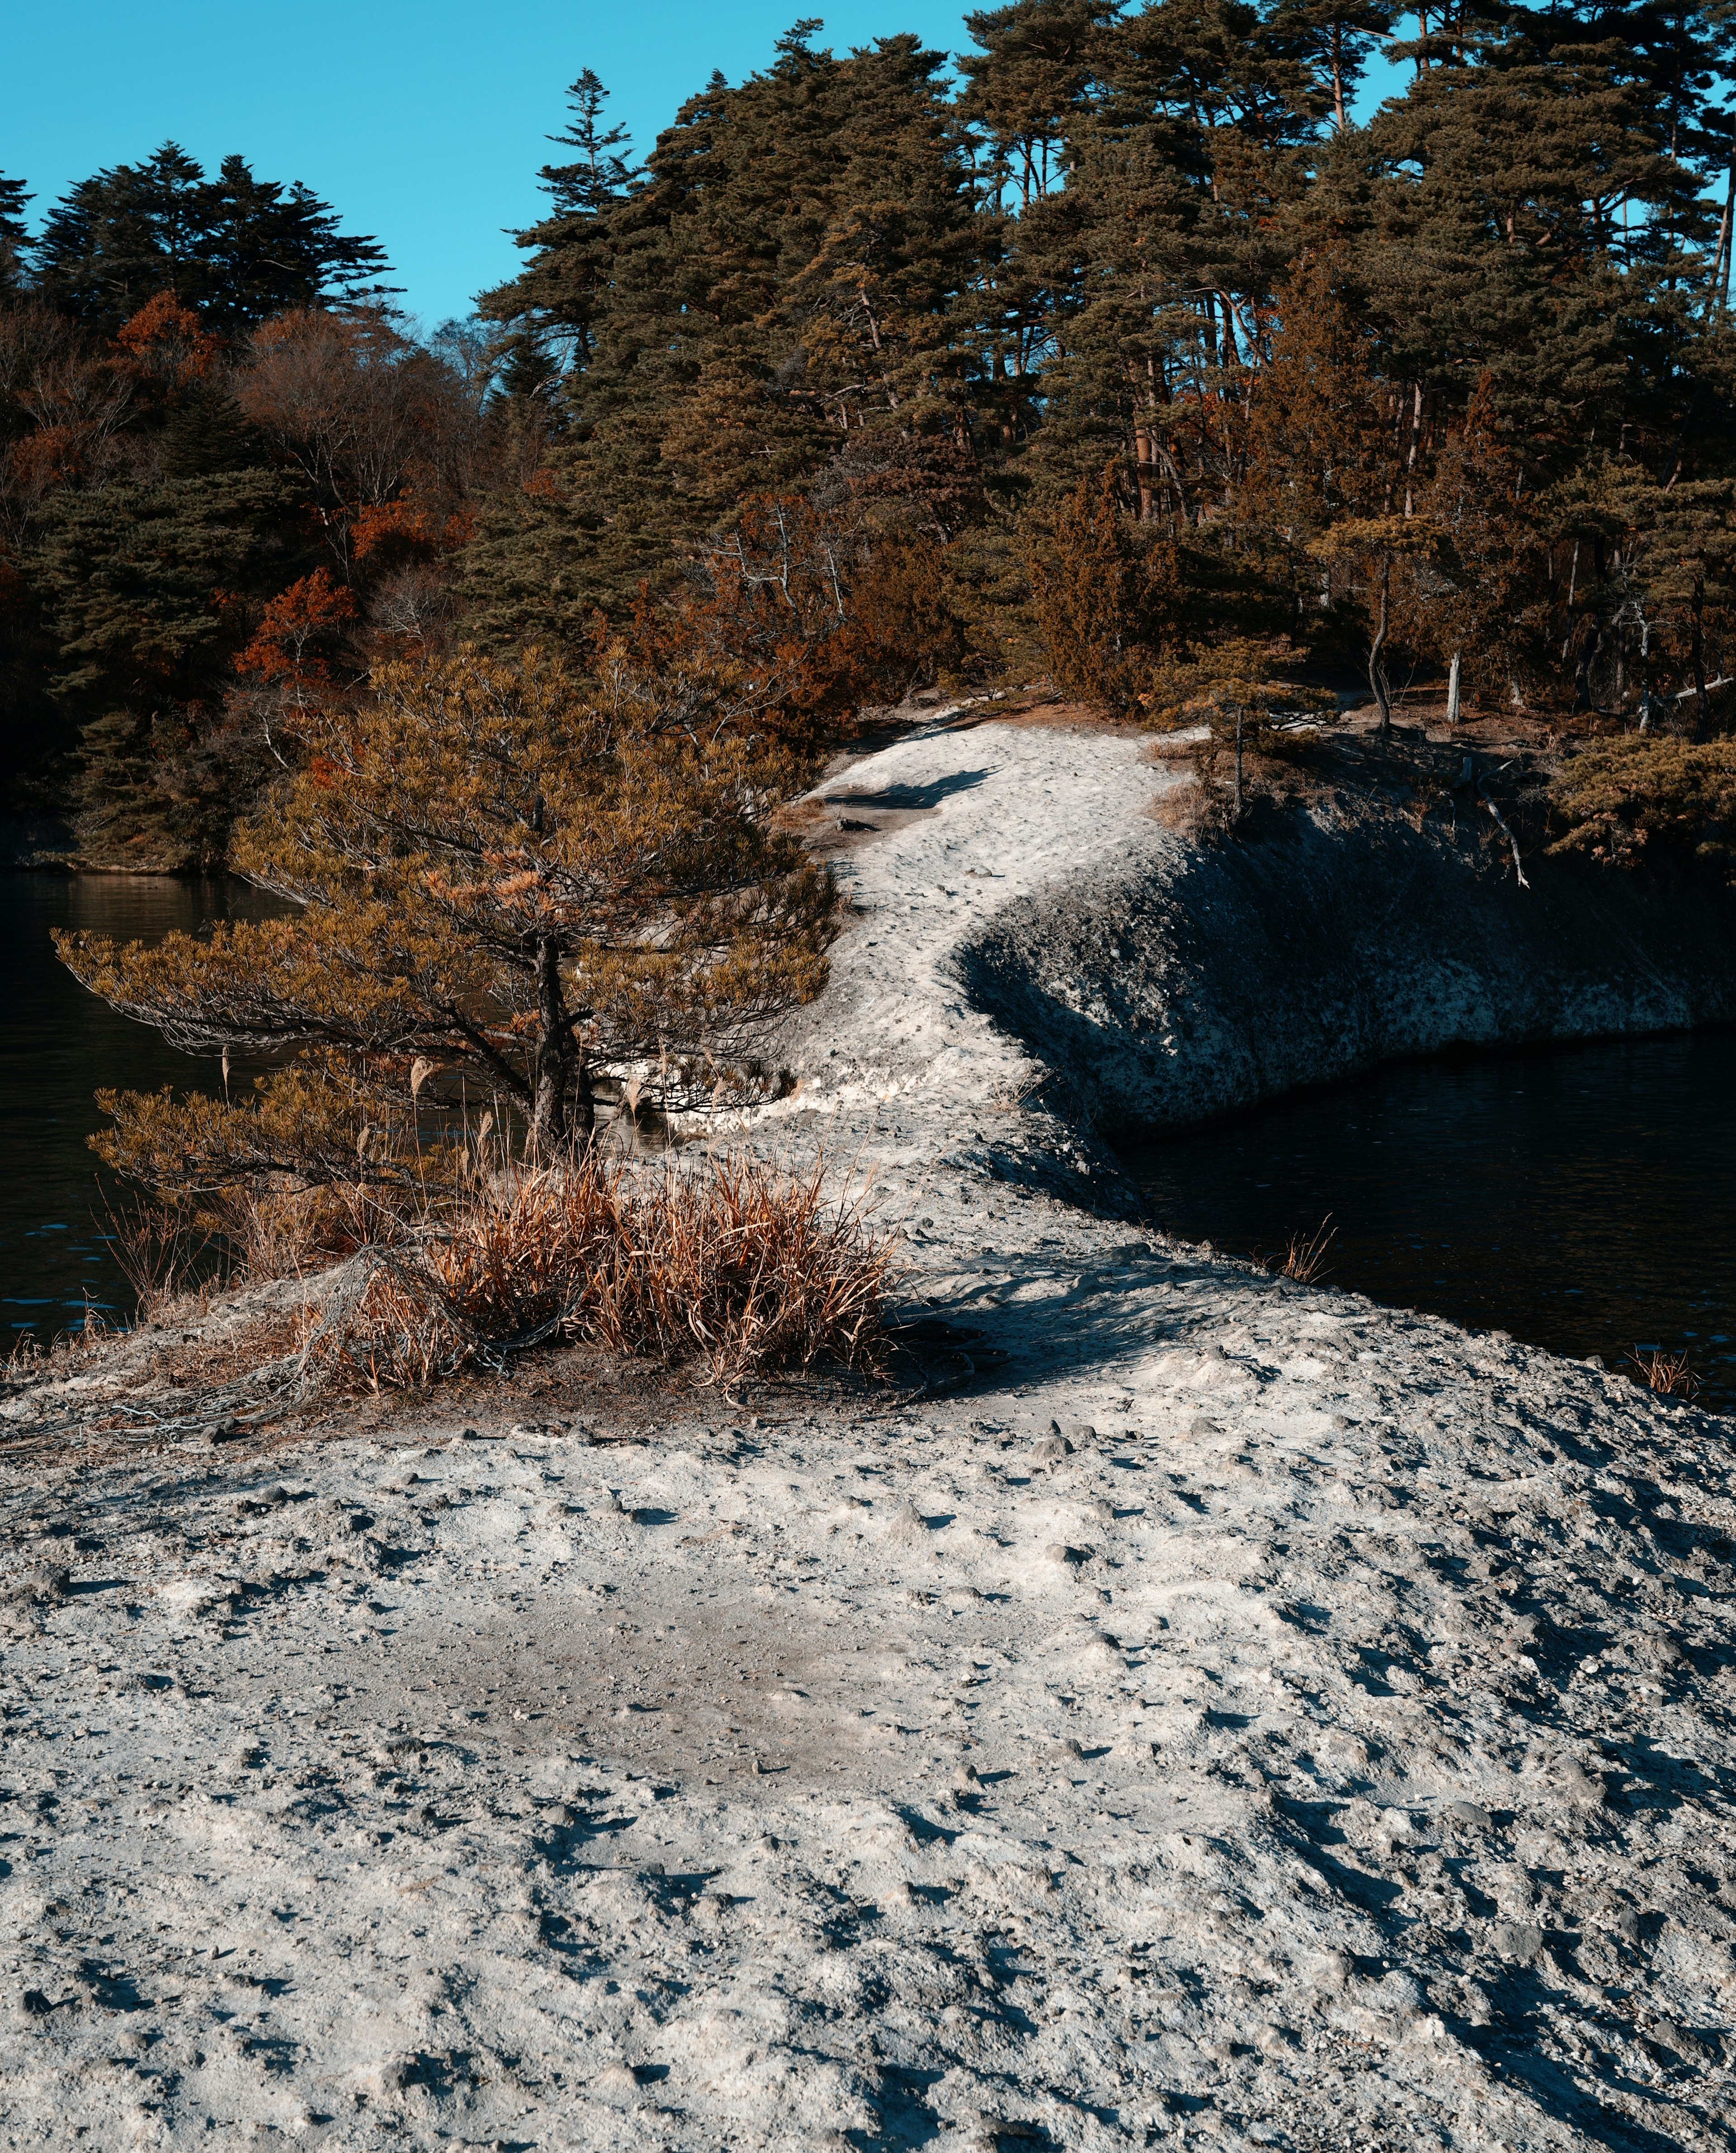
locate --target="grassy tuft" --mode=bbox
[246,1146,895,1394]
[1264,1217,1335,1285]
[1625,1345,1700,1399]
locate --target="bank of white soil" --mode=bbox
[2,713,1734,2151]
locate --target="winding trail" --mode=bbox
[2,714,1733,2152]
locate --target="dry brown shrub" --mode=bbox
[1625,1345,1699,1398]
[1151,777,1209,838]
[287,1147,894,1394]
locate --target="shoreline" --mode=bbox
[3,713,1735,2149]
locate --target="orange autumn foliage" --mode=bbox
[111,293,220,396]
[350,497,472,571]
[233,567,357,685]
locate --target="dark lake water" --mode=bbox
[2,873,281,1343]
[1119,1029,1736,1414]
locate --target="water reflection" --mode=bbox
[1119,1029,1736,1413]
[1,874,283,1340]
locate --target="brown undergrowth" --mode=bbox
[288,1148,894,1395]
[62,1147,894,1440]
[1147,700,1558,873]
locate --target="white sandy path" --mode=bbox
[778,714,1172,1116]
[1,717,1734,2153]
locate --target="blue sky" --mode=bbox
[3,3,1413,331]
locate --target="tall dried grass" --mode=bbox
[1264,1217,1335,1285]
[1626,1345,1699,1399]
[100,1192,234,1323]
[275,1147,894,1393]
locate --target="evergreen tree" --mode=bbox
[467,29,986,642]
[1268,0,1399,133]
[1397,376,1547,716]
[33,145,393,334]
[58,646,835,1159]
[0,171,30,297]
[480,69,638,406]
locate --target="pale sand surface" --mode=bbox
[2,716,1733,2150]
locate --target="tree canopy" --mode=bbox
[1,6,1735,868]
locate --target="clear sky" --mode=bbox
[3,3,1413,332]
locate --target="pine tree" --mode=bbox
[479,69,638,406]
[0,171,31,297]
[1397,376,1547,716]
[467,29,987,642]
[33,145,392,334]
[1268,0,1398,133]
[1027,462,1181,699]
[1237,250,1393,622]
[57,646,835,1166]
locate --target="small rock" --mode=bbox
[1445,1800,1492,1832]
[1042,1543,1093,1568]
[3,1565,69,1608]
[1490,1920,1543,1964]
[1032,1435,1071,1464]
[1051,1417,1096,1444]
[1374,1971,1425,2022]
[1557,1761,1608,1806]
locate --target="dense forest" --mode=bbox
[3,0,1735,869]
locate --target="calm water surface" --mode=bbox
[2,873,280,1340]
[1119,1030,1736,1413]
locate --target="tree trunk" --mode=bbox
[1369,563,1392,733]
[1692,570,1709,742]
[1637,614,1651,732]
[1233,707,1243,821]
[1446,650,1461,725]
[532,933,582,1155]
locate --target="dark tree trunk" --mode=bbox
[1692,571,1709,742]
[532,932,588,1154]
[1369,562,1392,733]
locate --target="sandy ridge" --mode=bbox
[1,715,1733,2151]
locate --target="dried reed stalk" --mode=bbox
[1267,1217,1335,1285]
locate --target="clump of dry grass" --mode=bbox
[283,1147,894,1393]
[1626,1345,1699,1399]
[1264,1217,1335,1284]
[101,1193,235,1323]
